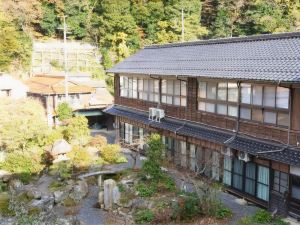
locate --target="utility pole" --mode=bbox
[63,15,69,102]
[181,8,185,42]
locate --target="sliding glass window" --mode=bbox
[162,79,187,106]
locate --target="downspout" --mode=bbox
[256,85,292,154]
[224,81,241,144]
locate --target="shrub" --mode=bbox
[67,146,92,169]
[176,193,200,221]
[63,116,90,145]
[142,134,164,179]
[253,209,272,223]
[0,148,44,183]
[0,192,15,216]
[89,135,107,149]
[134,209,155,224]
[43,128,64,146]
[0,98,48,152]
[57,102,73,121]
[50,161,72,180]
[136,183,157,197]
[215,205,232,219]
[100,144,122,164]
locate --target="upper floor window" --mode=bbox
[120,76,137,99]
[198,80,238,117]
[120,75,158,102]
[240,84,289,126]
[162,79,187,106]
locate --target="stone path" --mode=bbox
[77,185,107,225]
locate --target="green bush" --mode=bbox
[253,209,272,223]
[136,183,157,197]
[142,134,164,179]
[63,116,90,145]
[67,146,92,169]
[89,135,107,149]
[0,148,44,183]
[0,192,15,216]
[49,161,72,180]
[134,209,155,224]
[57,102,73,121]
[215,205,232,219]
[100,144,122,164]
[177,193,200,221]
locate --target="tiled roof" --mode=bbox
[24,76,94,95]
[104,105,300,166]
[108,32,300,83]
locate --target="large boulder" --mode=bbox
[29,195,54,213]
[103,179,116,210]
[49,139,72,157]
[0,170,11,182]
[53,190,69,204]
[26,187,42,200]
[69,180,88,203]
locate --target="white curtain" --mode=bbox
[257,166,269,201]
[223,156,232,186]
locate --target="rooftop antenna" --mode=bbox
[181,8,185,42]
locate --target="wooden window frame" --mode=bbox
[161,79,187,107]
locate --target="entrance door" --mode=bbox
[289,175,300,217]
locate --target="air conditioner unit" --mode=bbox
[155,109,165,122]
[149,108,156,121]
[221,147,233,157]
[238,151,250,162]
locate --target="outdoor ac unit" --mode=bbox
[149,107,156,121]
[155,109,165,122]
[238,151,250,162]
[221,147,233,157]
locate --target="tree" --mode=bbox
[0,11,32,72]
[63,115,90,145]
[57,102,73,121]
[0,98,48,152]
[39,2,60,36]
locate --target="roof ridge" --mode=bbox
[145,32,300,49]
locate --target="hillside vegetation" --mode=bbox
[0,0,300,73]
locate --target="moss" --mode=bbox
[16,192,34,204]
[28,206,41,216]
[63,197,77,207]
[49,180,64,192]
[0,192,15,216]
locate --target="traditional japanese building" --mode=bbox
[104,32,300,219]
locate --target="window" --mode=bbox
[241,108,251,120]
[263,86,276,107]
[257,166,269,201]
[252,109,263,122]
[198,80,237,116]
[245,162,256,195]
[189,144,196,172]
[277,113,289,127]
[180,141,187,168]
[241,84,251,104]
[252,86,263,105]
[139,78,159,102]
[264,111,276,124]
[233,158,244,190]
[162,136,175,159]
[161,79,187,106]
[223,156,232,186]
[276,87,289,109]
[217,83,227,101]
[273,170,288,194]
[124,123,133,144]
[212,151,220,181]
[120,76,138,99]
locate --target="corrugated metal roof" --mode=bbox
[104,105,300,166]
[108,32,300,83]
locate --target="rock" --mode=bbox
[69,180,88,203]
[9,179,23,191]
[54,190,69,204]
[30,195,54,213]
[98,191,104,205]
[112,186,120,205]
[131,198,150,210]
[0,170,11,182]
[49,139,72,157]
[26,187,42,199]
[118,199,133,208]
[120,179,134,188]
[103,179,116,210]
